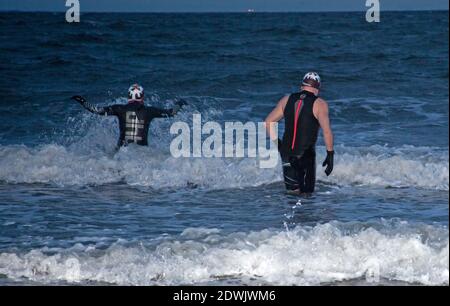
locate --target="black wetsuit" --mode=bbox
[280,91,320,193]
[77,99,178,147]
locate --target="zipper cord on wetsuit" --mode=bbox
[291,99,303,150]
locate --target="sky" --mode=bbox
[0,0,448,12]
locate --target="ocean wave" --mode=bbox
[254,27,305,36]
[0,143,279,188]
[66,33,106,43]
[0,102,447,190]
[107,20,129,30]
[325,145,449,191]
[0,139,447,191]
[37,39,66,49]
[41,56,71,66]
[0,221,447,285]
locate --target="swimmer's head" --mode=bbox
[301,72,321,89]
[128,84,144,103]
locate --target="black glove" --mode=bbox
[175,99,188,107]
[172,99,187,115]
[71,95,86,104]
[322,150,334,176]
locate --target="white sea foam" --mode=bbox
[0,141,447,190]
[0,221,447,285]
[0,107,448,190]
[321,145,449,191]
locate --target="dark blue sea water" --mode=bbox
[0,11,448,285]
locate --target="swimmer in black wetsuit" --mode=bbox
[71,84,186,148]
[265,72,334,195]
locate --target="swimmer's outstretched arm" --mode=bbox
[148,99,187,118]
[71,96,116,116]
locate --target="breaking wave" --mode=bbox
[0,142,447,190]
[0,104,447,190]
[0,221,447,285]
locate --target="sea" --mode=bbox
[0,11,448,285]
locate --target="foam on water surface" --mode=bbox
[0,142,447,191]
[0,221,447,285]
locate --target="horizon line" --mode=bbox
[0,8,448,13]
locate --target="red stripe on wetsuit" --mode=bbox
[291,99,303,150]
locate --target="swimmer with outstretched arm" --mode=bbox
[71,84,186,148]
